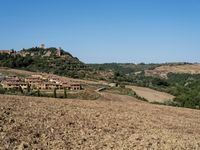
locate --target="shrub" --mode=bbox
[0,88,6,94]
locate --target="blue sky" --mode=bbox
[0,0,200,63]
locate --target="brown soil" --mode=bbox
[145,64,200,78]
[127,85,175,103]
[0,94,200,150]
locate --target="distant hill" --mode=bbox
[145,63,200,78]
[0,47,88,78]
[0,47,122,81]
[1,49,200,109]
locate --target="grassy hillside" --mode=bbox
[89,63,160,74]
[90,63,200,109]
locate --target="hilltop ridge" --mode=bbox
[0,45,88,78]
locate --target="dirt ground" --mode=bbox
[145,64,200,78]
[154,64,200,74]
[126,85,175,103]
[0,93,200,150]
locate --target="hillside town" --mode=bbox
[0,74,82,91]
[0,44,62,57]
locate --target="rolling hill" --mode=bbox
[145,64,200,78]
[1,48,200,109]
[126,85,175,103]
[0,47,88,78]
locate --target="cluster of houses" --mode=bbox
[0,74,82,91]
[0,44,62,58]
[0,50,17,56]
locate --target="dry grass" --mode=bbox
[145,64,200,78]
[156,64,200,74]
[0,94,200,149]
[126,85,175,103]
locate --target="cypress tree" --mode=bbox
[64,88,67,98]
[37,89,40,97]
[27,84,31,93]
[54,88,57,98]
[19,86,24,94]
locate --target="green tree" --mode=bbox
[37,89,41,97]
[64,88,67,98]
[54,88,57,98]
[27,84,31,93]
[0,88,6,94]
[19,86,24,94]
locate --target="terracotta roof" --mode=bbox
[43,82,61,86]
[0,50,16,54]
[3,81,27,85]
[5,79,20,81]
[0,50,11,52]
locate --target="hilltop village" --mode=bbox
[0,44,83,91]
[0,44,62,57]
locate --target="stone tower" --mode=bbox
[40,44,45,49]
[56,47,61,57]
